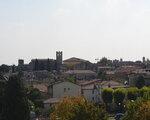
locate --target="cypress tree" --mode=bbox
[2,75,30,120]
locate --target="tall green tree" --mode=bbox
[102,88,113,105]
[135,75,145,89]
[114,88,126,104]
[0,74,7,119]
[0,64,10,73]
[2,75,30,120]
[113,88,126,113]
[139,87,150,98]
[127,87,138,101]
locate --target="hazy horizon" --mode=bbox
[1,0,150,65]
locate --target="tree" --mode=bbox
[0,74,7,119]
[135,75,145,89]
[2,75,30,120]
[98,71,106,80]
[123,100,150,120]
[50,97,108,120]
[102,88,113,112]
[27,87,41,102]
[102,88,113,105]
[135,100,150,120]
[114,88,126,104]
[113,88,126,113]
[127,87,138,101]
[67,76,76,83]
[139,86,150,98]
[0,64,10,73]
[98,57,108,66]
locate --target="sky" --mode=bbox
[1,0,150,65]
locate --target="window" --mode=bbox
[81,90,84,94]
[64,88,66,92]
[92,97,94,101]
[92,90,94,94]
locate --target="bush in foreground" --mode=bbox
[123,99,150,120]
[50,97,108,120]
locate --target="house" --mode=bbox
[100,80,126,89]
[33,84,48,93]
[48,81,81,98]
[43,98,60,108]
[79,80,101,103]
[44,80,102,108]
[45,81,81,108]
[63,57,94,70]
[129,74,150,87]
[64,70,97,80]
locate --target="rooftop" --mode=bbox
[64,70,96,74]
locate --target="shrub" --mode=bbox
[50,97,108,120]
[127,87,138,101]
[114,88,126,104]
[102,88,113,104]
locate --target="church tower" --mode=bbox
[56,51,63,72]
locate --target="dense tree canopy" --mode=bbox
[127,87,138,101]
[135,75,145,89]
[0,64,10,73]
[123,100,150,120]
[114,88,126,104]
[50,97,108,120]
[2,75,30,120]
[102,88,113,104]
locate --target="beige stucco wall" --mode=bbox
[53,81,81,98]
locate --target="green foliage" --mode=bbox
[67,76,76,83]
[98,71,106,80]
[98,57,108,66]
[0,74,7,119]
[114,88,126,104]
[139,86,150,98]
[27,86,43,116]
[102,88,113,104]
[127,87,138,101]
[135,75,145,89]
[123,99,150,120]
[27,87,42,102]
[2,75,30,120]
[0,64,9,73]
[51,97,108,120]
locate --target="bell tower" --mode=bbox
[56,51,63,72]
[56,51,62,64]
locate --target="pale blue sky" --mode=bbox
[1,0,150,65]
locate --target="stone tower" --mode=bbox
[56,51,63,64]
[56,51,63,72]
[18,59,24,71]
[18,59,24,66]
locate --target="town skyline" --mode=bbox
[0,51,148,66]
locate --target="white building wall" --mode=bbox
[53,81,81,98]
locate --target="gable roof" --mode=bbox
[64,70,96,74]
[101,80,125,88]
[63,57,89,63]
[33,84,48,93]
[49,81,80,87]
